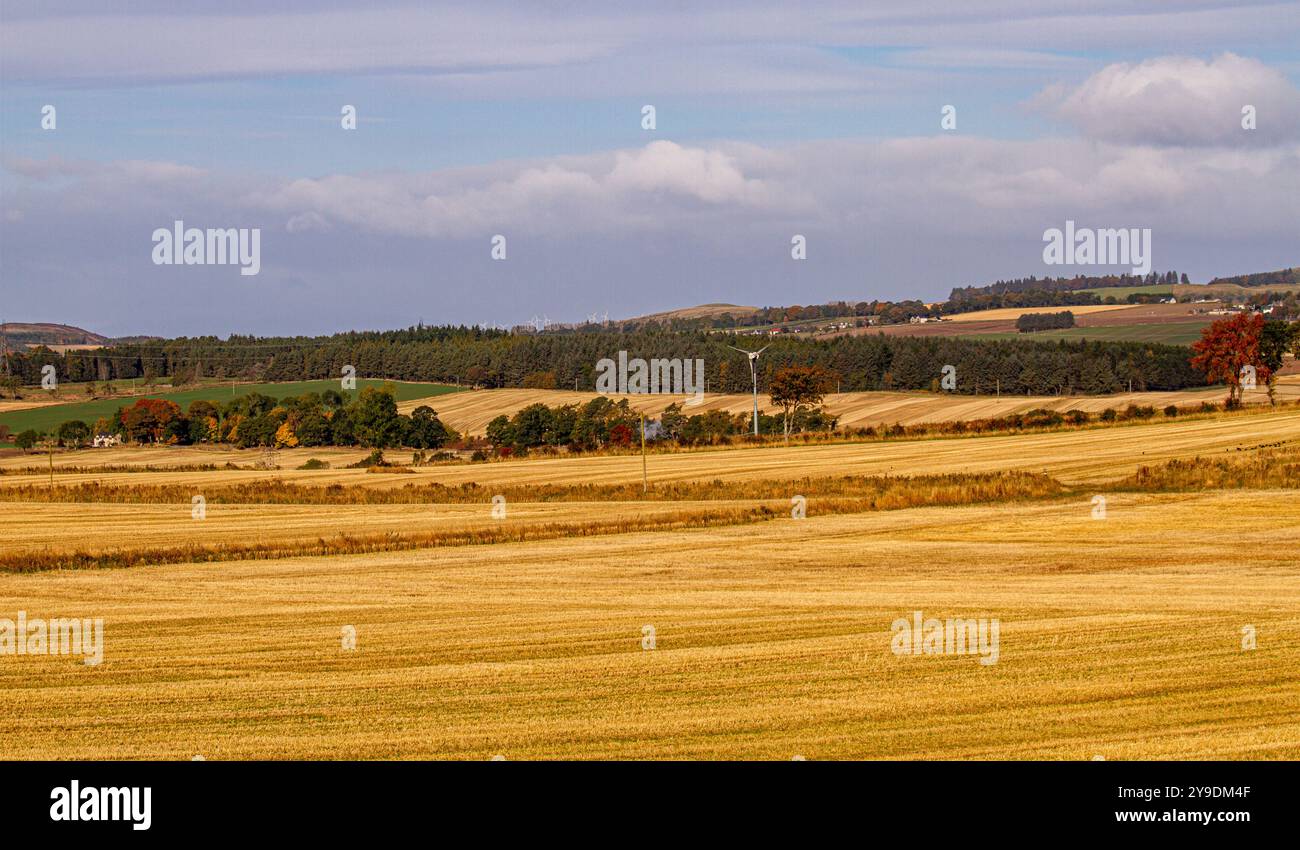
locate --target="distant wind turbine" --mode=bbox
[727,344,769,435]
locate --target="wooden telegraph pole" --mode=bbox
[640,412,648,494]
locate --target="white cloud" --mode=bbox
[1035,53,1300,146]
[251,141,793,238]
[606,142,771,205]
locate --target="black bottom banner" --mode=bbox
[1,760,1286,838]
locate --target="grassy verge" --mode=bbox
[0,470,1064,506]
[1118,445,1300,491]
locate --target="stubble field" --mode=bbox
[1,400,1297,759]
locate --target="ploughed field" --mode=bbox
[0,403,1297,759]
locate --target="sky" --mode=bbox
[1,1,1298,337]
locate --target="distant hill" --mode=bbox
[624,303,759,322]
[1205,267,1299,289]
[0,323,159,349]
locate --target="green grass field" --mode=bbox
[970,321,1209,346]
[0,379,461,435]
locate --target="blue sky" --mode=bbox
[2,1,1298,336]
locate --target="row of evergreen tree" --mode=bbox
[7,327,1203,396]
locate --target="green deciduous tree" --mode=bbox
[56,419,91,448]
[1259,320,1298,406]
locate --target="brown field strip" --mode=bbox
[1,490,1295,759]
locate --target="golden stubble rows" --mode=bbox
[0,500,740,557]
[1,490,1296,760]
[398,382,1284,435]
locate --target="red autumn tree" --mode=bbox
[607,423,634,447]
[1190,312,1269,407]
[120,398,182,443]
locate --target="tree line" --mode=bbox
[948,270,1187,302]
[1016,311,1076,333]
[1206,268,1298,289]
[18,386,458,451]
[6,328,1205,398]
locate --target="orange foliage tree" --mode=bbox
[1190,312,1268,407]
[119,398,182,443]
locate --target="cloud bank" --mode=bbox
[4,129,1296,336]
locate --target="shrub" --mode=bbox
[347,449,388,468]
[1100,408,1117,422]
[298,458,330,470]
[1022,409,1064,428]
[1163,405,1179,417]
[470,449,488,462]
[15,429,41,450]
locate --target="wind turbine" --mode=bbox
[727,344,769,435]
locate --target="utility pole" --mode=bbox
[640,413,648,494]
[0,316,9,382]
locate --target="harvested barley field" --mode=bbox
[942,304,1135,322]
[401,381,1291,436]
[1,489,1296,759]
